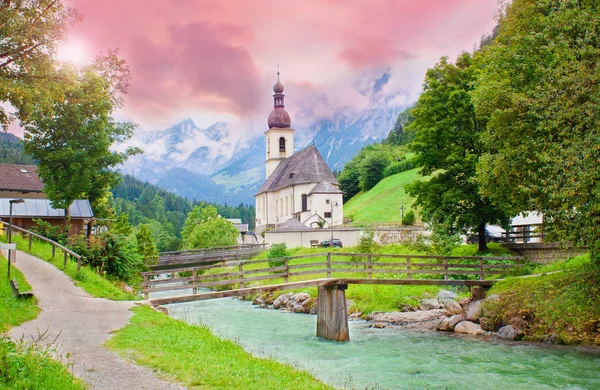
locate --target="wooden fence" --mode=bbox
[141,252,523,300]
[502,224,544,243]
[2,222,83,272]
[155,244,267,269]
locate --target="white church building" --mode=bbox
[255,72,344,235]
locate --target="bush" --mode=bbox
[402,210,416,226]
[30,218,68,244]
[267,243,289,268]
[383,159,415,178]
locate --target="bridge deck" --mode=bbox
[148,278,494,306]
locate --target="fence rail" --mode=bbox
[141,252,523,299]
[1,222,83,272]
[502,224,544,243]
[155,244,267,269]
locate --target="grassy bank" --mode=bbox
[0,258,85,389]
[3,233,137,301]
[485,254,600,345]
[106,306,333,389]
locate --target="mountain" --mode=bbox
[0,132,35,165]
[121,72,406,205]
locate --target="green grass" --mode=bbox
[106,306,333,389]
[344,168,422,223]
[485,253,600,345]
[0,257,40,333]
[3,233,137,301]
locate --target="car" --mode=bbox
[466,230,504,244]
[319,238,343,248]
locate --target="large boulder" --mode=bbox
[436,317,453,331]
[419,298,442,310]
[454,321,486,336]
[289,294,312,313]
[497,325,524,341]
[252,296,265,306]
[273,293,292,309]
[437,290,457,300]
[508,316,529,331]
[443,300,463,316]
[479,317,501,331]
[464,300,484,322]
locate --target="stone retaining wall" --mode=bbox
[505,243,586,264]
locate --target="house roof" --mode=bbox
[255,145,338,195]
[308,181,343,195]
[0,199,94,219]
[271,218,312,232]
[0,164,44,193]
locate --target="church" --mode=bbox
[255,72,344,234]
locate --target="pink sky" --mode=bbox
[54,0,499,133]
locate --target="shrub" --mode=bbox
[402,210,416,226]
[267,243,289,268]
[383,159,415,178]
[30,218,68,244]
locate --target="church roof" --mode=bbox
[255,145,339,195]
[308,181,343,195]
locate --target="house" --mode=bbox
[254,71,344,234]
[0,164,94,236]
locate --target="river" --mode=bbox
[159,293,600,389]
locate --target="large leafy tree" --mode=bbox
[473,0,600,263]
[0,0,80,128]
[181,204,239,249]
[406,53,511,251]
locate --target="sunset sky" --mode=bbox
[55,0,499,135]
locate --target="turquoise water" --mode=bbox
[161,294,600,389]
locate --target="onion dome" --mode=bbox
[268,107,291,129]
[273,80,284,93]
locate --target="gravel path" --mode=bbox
[9,251,184,390]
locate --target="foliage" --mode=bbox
[23,56,140,214]
[428,224,462,255]
[106,306,333,389]
[359,152,392,192]
[383,159,414,178]
[267,243,289,267]
[0,0,81,129]
[112,213,134,236]
[485,254,600,345]
[383,105,416,146]
[337,158,361,202]
[0,256,39,332]
[30,218,67,244]
[402,210,415,226]
[182,209,239,250]
[472,0,600,263]
[0,133,34,164]
[0,336,85,390]
[406,53,511,252]
[357,227,379,255]
[135,224,158,266]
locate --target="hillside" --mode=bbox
[343,168,422,224]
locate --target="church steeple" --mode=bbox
[265,68,294,179]
[268,68,291,129]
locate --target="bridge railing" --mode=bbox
[502,223,544,244]
[141,252,523,299]
[154,244,268,269]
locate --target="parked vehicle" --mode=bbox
[466,230,504,244]
[319,239,343,248]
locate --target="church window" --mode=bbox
[301,194,308,212]
[325,199,330,204]
[279,137,286,152]
[285,197,288,215]
[267,139,271,158]
[324,212,332,218]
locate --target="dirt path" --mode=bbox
[9,251,184,390]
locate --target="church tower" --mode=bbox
[265,69,294,179]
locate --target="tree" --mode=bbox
[472,0,600,263]
[182,216,239,249]
[406,53,511,252]
[384,106,416,146]
[0,0,81,128]
[338,159,361,202]
[135,224,158,265]
[181,203,218,243]
[359,153,391,192]
[23,58,139,217]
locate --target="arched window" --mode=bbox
[301,194,308,212]
[279,137,286,152]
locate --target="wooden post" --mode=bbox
[239,263,244,289]
[367,254,372,279]
[77,256,81,273]
[284,258,289,284]
[443,257,448,280]
[316,284,349,342]
[144,274,149,300]
[52,245,56,259]
[28,234,33,251]
[479,258,485,281]
[63,251,68,268]
[192,269,198,295]
[326,253,331,278]
[406,257,412,280]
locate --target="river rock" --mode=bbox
[479,317,501,331]
[448,315,465,329]
[273,293,292,309]
[252,296,265,305]
[419,298,442,310]
[471,286,486,301]
[371,322,387,329]
[348,312,363,320]
[367,309,446,326]
[508,316,528,331]
[497,325,524,341]
[443,300,463,316]
[290,295,312,313]
[437,317,452,331]
[437,290,457,300]
[454,321,486,335]
[459,297,471,308]
[401,304,417,312]
[465,300,483,322]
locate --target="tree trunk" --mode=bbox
[478,222,488,252]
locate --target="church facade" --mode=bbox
[255,73,344,234]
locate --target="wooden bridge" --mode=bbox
[153,244,267,270]
[142,252,523,342]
